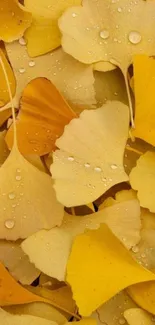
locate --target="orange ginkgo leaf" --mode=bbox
[6,78,77,155]
[0,49,16,108]
[0,262,76,318]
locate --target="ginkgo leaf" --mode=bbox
[22,199,141,281]
[24,0,81,57]
[132,55,155,146]
[0,49,16,107]
[0,145,63,240]
[59,0,155,74]
[94,69,128,108]
[6,78,76,155]
[0,262,77,317]
[66,224,155,316]
[124,308,154,325]
[92,291,137,325]
[129,151,155,213]
[99,189,137,209]
[0,240,40,284]
[0,131,9,167]
[93,61,116,72]
[0,1,32,42]
[51,101,129,207]
[0,108,12,126]
[0,308,57,325]
[4,42,96,112]
[4,303,67,325]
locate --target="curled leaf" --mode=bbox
[66,224,155,316]
[0,49,16,107]
[51,101,129,207]
[4,43,96,112]
[130,151,155,213]
[22,199,141,281]
[0,1,32,42]
[124,308,154,325]
[6,78,76,155]
[0,145,63,240]
[24,0,81,57]
[0,240,40,284]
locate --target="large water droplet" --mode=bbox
[5,219,15,229]
[128,31,141,44]
[19,68,25,74]
[8,192,15,200]
[29,60,35,67]
[99,29,109,39]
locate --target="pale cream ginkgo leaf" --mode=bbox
[51,101,129,207]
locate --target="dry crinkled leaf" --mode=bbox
[0,307,57,325]
[0,262,77,317]
[24,0,81,57]
[124,308,154,325]
[129,151,155,213]
[22,199,141,281]
[4,42,96,112]
[4,303,67,325]
[0,145,63,240]
[6,78,76,155]
[0,1,32,42]
[0,49,16,107]
[132,55,155,146]
[66,224,155,316]
[0,240,40,285]
[59,0,155,73]
[92,291,137,325]
[51,101,129,207]
[94,69,128,108]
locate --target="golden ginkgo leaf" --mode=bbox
[4,42,96,112]
[130,151,155,213]
[0,240,40,285]
[6,78,76,155]
[22,199,141,281]
[66,224,155,316]
[51,101,129,207]
[0,1,32,42]
[0,49,16,107]
[0,308,57,325]
[59,0,155,74]
[0,131,9,167]
[24,0,81,57]
[124,308,154,325]
[0,145,63,240]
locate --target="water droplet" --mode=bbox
[128,31,142,44]
[84,163,91,168]
[8,192,15,200]
[19,37,26,46]
[99,29,109,39]
[19,68,25,74]
[68,156,74,161]
[29,60,35,67]
[119,318,126,325]
[141,253,146,258]
[5,219,15,229]
[94,166,102,172]
[132,245,139,253]
[12,204,16,208]
[72,12,77,17]
[16,168,21,173]
[111,164,118,170]
[16,175,21,181]
[117,7,122,12]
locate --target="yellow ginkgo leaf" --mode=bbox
[4,303,67,325]
[0,131,9,167]
[66,224,155,316]
[22,199,141,281]
[0,308,57,325]
[94,69,128,108]
[51,101,129,207]
[93,61,116,72]
[124,308,154,325]
[4,42,96,112]
[24,0,81,57]
[132,55,155,146]
[0,1,32,42]
[130,151,155,213]
[0,49,16,107]
[92,291,137,325]
[0,240,40,285]
[0,145,63,240]
[59,0,155,74]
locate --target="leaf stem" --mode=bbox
[124,72,135,129]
